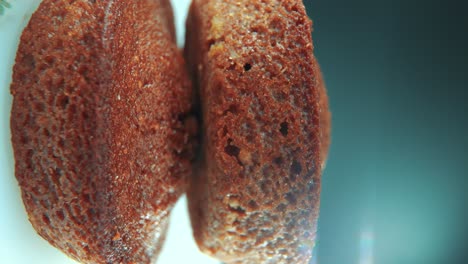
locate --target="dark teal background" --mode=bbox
[304,0,468,263]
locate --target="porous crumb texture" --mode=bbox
[185,0,330,263]
[10,0,195,263]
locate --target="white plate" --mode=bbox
[0,1,218,263]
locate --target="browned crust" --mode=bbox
[10,0,194,263]
[185,0,330,263]
[314,58,331,167]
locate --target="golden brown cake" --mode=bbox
[10,0,195,263]
[185,0,331,263]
